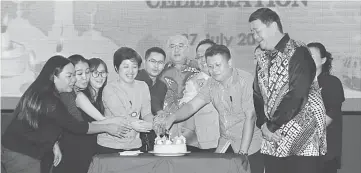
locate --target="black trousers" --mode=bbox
[225,146,264,173]
[264,154,321,173]
[139,130,157,152]
[322,157,339,173]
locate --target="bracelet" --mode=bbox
[238,150,248,156]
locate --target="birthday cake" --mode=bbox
[153,135,187,153]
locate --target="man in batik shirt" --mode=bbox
[249,8,327,173]
[159,34,199,138]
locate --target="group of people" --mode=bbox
[1,7,344,173]
[155,8,345,173]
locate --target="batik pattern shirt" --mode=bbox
[160,63,199,113]
[253,34,326,157]
[260,81,327,157]
[160,62,199,138]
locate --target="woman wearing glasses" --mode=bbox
[53,55,131,173]
[76,58,109,122]
[76,58,120,154]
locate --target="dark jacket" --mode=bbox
[135,69,167,115]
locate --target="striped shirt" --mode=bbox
[196,68,262,154]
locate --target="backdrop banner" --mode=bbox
[1,0,360,100]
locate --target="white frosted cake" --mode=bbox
[153,135,187,153]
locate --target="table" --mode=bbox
[87,153,250,173]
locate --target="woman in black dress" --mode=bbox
[81,58,110,152]
[308,42,345,173]
[1,55,127,173]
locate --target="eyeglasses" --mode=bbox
[148,59,165,66]
[91,71,108,78]
[169,43,186,50]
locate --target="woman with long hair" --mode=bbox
[1,55,128,173]
[307,42,345,173]
[52,55,127,173]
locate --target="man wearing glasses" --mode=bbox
[135,47,168,152]
[159,34,199,139]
